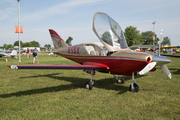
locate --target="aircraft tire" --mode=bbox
[85,82,93,90]
[129,83,139,92]
[117,77,125,84]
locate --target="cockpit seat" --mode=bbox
[90,51,99,55]
[100,51,107,56]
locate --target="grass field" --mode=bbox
[0,54,180,119]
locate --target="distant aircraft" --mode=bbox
[8,12,172,92]
[0,50,17,58]
[161,46,180,49]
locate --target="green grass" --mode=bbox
[0,54,180,119]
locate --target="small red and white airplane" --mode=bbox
[8,12,172,92]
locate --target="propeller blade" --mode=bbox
[161,65,172,79]
[139,62,157,75]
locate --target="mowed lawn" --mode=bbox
[0,54,180,119]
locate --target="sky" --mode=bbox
[0,0,180,47]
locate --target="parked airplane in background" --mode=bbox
[8,12,172,92]
[0,50,17,58]
[161,46,180,49]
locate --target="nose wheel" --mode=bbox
[129,83,139,92]
[129,72,139,92]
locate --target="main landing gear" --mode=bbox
[85,70,94,90]
[85,70,139,92]
[113,75,125,84]
[129,72,139,92]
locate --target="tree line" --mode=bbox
[1,40,40,50]
[1,36,73,50]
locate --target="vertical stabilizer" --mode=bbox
[49,29,69,49]
[10,50,17,58]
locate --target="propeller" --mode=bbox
[160,65,172,79]
[153,54,172,79]
[139,62,157,75]
[139,54,172,79]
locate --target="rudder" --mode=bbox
[10,50,17,58]
[49,29,69,49]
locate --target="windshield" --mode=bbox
[93,12,128,49]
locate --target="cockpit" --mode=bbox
[93,12,128,51]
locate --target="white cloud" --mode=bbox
[0,0,17,21]
[21,0,103,23]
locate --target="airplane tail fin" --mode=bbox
[49,29,69,49]
[10,50,17,58]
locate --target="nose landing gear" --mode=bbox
[129,72,139,92]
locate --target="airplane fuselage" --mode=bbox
[54,43,155,76]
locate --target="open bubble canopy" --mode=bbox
[93,12,128,50]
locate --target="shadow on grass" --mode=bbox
[169,68,180,75]
[0,73,145,98]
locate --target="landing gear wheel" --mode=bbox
[117,77,125,84]
[85,82,93,90]
[129,83,139,92]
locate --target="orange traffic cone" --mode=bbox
[6,58,8,62]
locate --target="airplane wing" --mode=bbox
[0,54,5,57]
[160,46,180,49]
[0,50,17,58]
[0,52,10,58]
[8,64,109,70]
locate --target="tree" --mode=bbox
[30,40,40,47]
[14,40,23,47]
[101,31,112,45]
[3,44,13,49]
[66,36,73,46]
[6,44,13,49]
[23,42,31,47]
[161,36,171,46]
[141,31,158,45]
[44,44,51,49]
[124,26,143,46]
[3,44,7,49]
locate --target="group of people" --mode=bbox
[26,48,39,64]
[162,48,179,55]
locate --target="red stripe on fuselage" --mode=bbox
[57,53,148,74]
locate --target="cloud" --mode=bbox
[0,1,17,20]
[21,0,103,23]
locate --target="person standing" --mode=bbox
[33,48,39,64]
[26,48,30,58]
